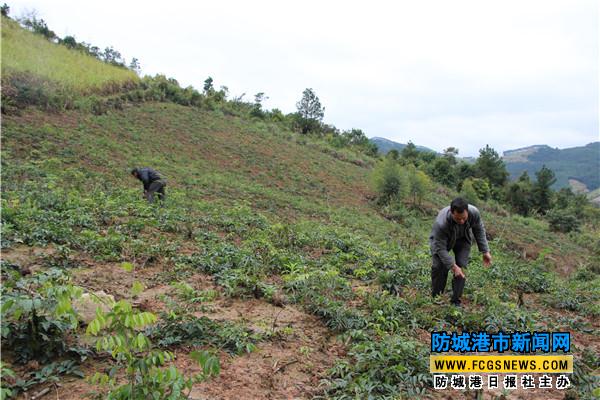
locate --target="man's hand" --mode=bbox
[452,264,465,279]
[482,252,492,267]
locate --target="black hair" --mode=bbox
[450,197,469,213]
[130,168,138,175]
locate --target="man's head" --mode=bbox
[130,168,139,178]
[450,197,469,225]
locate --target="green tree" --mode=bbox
[456,162,476,188]
[102,47,125,67]
[268,108,285,123]
[203,77,214,94]
[60,35,78,48]
[250,92,268,118]
[296,88,324,134]
[19,14,57,40]
[443,147,459,164]
[554,188,587,218]
[408,168,433,207]
[371,158,409,203]
[474,145,509,188]
[546,208,581,233]
[342,128,369,146]
[504,171,534,216]
[339,129,378,156]
[400,142,419,165]
[460,178,480,205]
[419,151,436,164]
[430,157,456,187]
[471,178,491,201]
[129,58,141,74]
[386,149,400,160]
[533,165,556,214]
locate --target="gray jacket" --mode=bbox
[429,205,489,270]
[134,167,164,191]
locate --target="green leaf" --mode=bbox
[121,262,134,272]
[1,299,14,314]
[136,332,148,350]
[0,387,13,400]
[191,350,220,377]
[86,318,100,335]
[132,281,144,296]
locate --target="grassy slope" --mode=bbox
[3,102,599,398]
[1,16,137,91]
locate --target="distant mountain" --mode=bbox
[503,142,600,191]
[369,137,436,155]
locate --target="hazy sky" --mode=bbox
[8,0,599,156]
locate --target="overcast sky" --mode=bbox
[8,0,599,156]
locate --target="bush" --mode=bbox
[371,158,409,203]
[1,268,82,364]
[1,72,75,112]
[407,167,433,207]
[86,263,220,399]
[323,335,431,398]
[547,208,581,233]
[460,178,480,205]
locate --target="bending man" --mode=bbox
[429,197,492,306]
[131,167,166,204]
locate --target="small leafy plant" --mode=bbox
[1,268,82,364]
[86,263,220,399]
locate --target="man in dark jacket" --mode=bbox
[429,197,492,306]
[130,167,166,204]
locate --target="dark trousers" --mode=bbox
[145,180,166,204]
[431,239,470,305]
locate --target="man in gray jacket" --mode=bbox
[430,197,492,306]
[131,167,166,204]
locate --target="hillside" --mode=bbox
[503,142,600,191]
[2,16,600,400]
[1,16,137,92]
[369,136,436,154]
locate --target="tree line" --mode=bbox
[371,142,596,233]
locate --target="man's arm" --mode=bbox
[470,209,492,266]
[431,223,455,271]
[470,210,489,253]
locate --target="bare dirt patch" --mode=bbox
[1,245,55,272]
[186,298,345,400]
[69,265,347,400]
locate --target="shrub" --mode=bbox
[407,167,433,207]
[371,158,409,203]
[460,178,480,205]
[323,335,431,398]
[547,208,581,233]
[1,268,82,364]
[86,263,220,399]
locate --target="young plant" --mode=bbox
[0,363,16,400]
[86,263,220,399]
[1,268,82,364]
